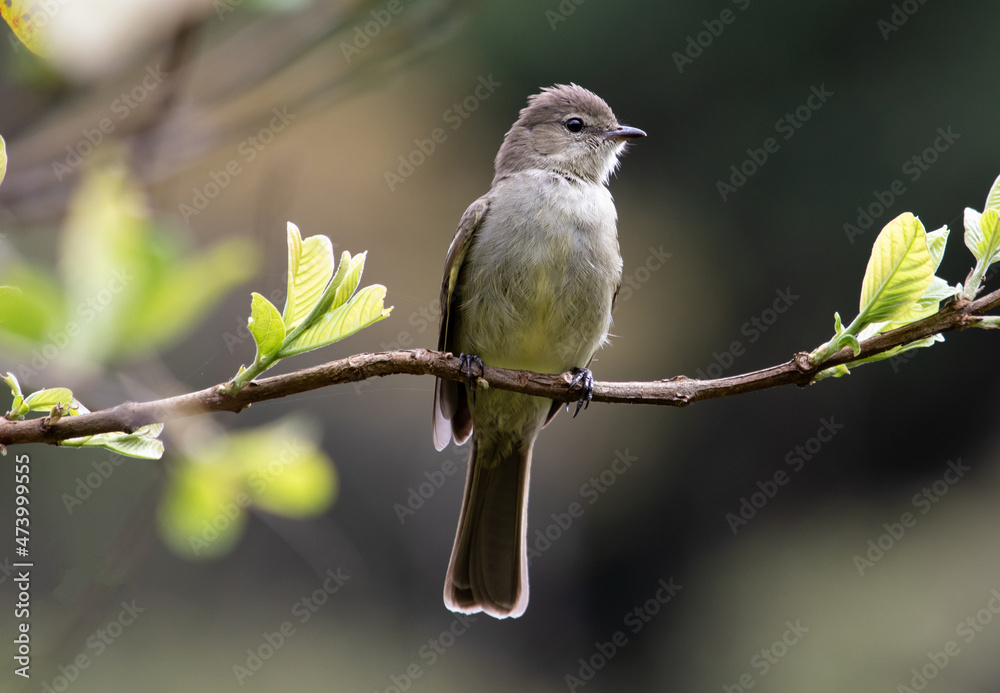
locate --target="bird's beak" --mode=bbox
[603,125,646,141]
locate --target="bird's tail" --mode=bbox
[444,436,532,619]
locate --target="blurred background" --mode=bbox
[1,0,1000,690]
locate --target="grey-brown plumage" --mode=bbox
[433,84,644,618]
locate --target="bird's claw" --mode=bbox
[458,353,485,400]
[566,367,594,418]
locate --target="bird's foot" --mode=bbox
[566,367,594,417]
[459,353,485,400]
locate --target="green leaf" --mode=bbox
[975,316,1000,329]
[117,237,258,356]
[0,265,65,345]
[832,311,845,334]
[325,251,354,309]
[899,334,944,351]
[331,252,366,309]
[60,423,164,459]
[965,207,983,259]
[916,276,957,308]
[3,372,23,399]
[248,292,285,361]
[856,336,942,368]
[156,449,245,559]
[827,311,860,354]
[925,225,949,271]
[837,333,861,356]
[22,387,75,413]
[963,207,1000,266]
[156,416,336,560]
[3,372,26,418]
[0,134,6,188]
[56,164,258,361]
[282,284,392,357]
[985,172,1000,212]
[283,222,335,330]
[235,423,337,518]
[816,334,943,382]
[225,229,391,393]
[815,364,851,380]
[59,164,149,361]
[0,2,47,56]
[859,212,935,325]
[0,286,20,307]
[884,276,957,331]
[251,448,336,517]
[294,251,365,336]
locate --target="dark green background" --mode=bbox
[2,0,1000,690]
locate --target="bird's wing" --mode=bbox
[432,194,491,451]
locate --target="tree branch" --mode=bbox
[3,286,1000,450]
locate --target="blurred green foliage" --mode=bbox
[0,156,258,368]
[157,416,337,560]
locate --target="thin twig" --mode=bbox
[3,286,1000,449]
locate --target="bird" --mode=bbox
[432,83,645,618]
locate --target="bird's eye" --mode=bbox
[564,118,584,133]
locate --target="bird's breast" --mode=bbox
[458,173,622,373]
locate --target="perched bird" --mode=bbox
[432,84,644,618]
